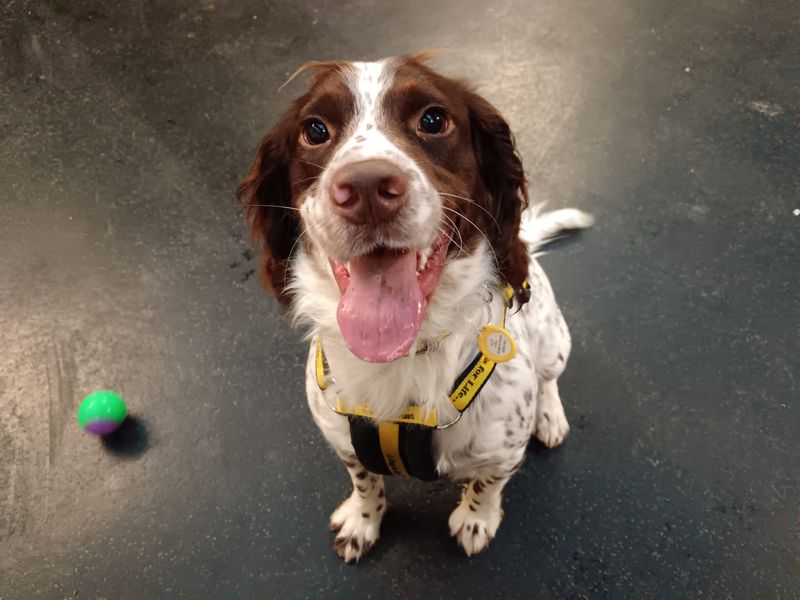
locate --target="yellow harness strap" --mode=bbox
[314,284,518,479]
[378,423,409,476]
[315,284,515,427]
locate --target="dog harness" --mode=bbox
[314,283,525,481]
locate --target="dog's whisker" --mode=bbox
[439,225,465,257]
[282,215,331,289]
[441,205,500,271]
[439,214,465,257]
[246,204,302,211]
[292,175,321,186]
[291,158,326,170]
[443,212,467,253]
[438,192,501,232]
[282,228,308,289]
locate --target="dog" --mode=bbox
[237,53,592,561]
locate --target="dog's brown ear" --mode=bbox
[236,113,299,305]
[467,92,530,304]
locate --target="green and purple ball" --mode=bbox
[78,390,127,436]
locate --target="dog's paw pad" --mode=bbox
[329,495,383,562]
[448,501,503,557]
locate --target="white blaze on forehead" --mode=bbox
[337,60,396,155]
[334,60,433,225]
[350,60,390,129]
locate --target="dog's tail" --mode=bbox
[519,206,594,256]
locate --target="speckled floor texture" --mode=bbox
[1,1,797,598]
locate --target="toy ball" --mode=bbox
[78,390,127,436]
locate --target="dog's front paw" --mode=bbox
[329,494,384,563]
[534,404,570,448]
[448,499,503,556]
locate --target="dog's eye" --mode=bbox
[303,120,330,145]
[418,108,448,135]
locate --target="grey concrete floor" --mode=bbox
[1,1,798,598]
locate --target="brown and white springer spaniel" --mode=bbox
[238,53,592,561]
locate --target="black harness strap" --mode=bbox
[348,417,438,481]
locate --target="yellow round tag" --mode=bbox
[478,325,517,362]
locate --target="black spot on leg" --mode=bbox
[469,504,477,512]
[362,512,370,518]
[473,479,485,495]
[377,504,384,512]
[356,470,367,480]
[543,412,551,422]
[516,405,526,429]
[356,484,367,493]
[355,135,366,142]
[366,123,373,130]
[558,353,564,362]
[505,429,513,437]
[378,489,385,498]
[525,356,533,369]
[524,390,533,406]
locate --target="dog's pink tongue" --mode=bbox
[337,249,423,362]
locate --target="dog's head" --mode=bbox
[238,54,529,363]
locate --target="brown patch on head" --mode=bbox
[378,56,530,303]
[237,62,356,302]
